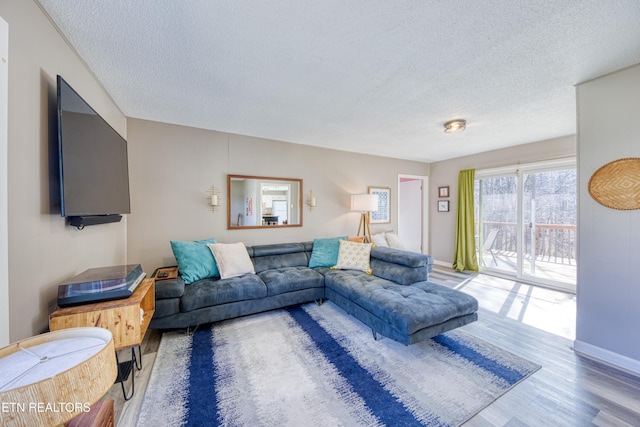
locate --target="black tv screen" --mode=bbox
[57,75,131,221]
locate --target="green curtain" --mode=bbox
[453,169,478,272]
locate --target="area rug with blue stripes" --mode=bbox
[137,302,540,426]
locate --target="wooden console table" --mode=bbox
[50,278,155,400]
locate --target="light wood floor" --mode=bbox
[107,268,640,426]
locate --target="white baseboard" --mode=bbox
[573,340,640,377]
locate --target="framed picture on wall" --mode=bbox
[368,186,391,223]
[438,186,450,198]
[437,200,449,212]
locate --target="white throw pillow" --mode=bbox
[371,233,388,248]
[332,240,373,273]
[385,232,405,250]
[207,242,255,279]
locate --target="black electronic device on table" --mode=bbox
[57,264,146,307]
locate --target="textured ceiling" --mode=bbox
[37,1,640,162]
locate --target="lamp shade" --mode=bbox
[351,194,379,212]
[0,327,117,427]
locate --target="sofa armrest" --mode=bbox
[154,277,186,299]
[371,246,433,269]
[370,247,434,285]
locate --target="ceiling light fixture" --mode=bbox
[444,119,466,134]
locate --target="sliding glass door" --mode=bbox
[475,175,518,276]
[475,159,577,292]
[522,169,577,285]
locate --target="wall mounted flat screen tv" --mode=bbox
[57,75,131,228]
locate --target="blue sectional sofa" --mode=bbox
[150,241,478,345]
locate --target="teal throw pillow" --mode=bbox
[308,236,347,268]
[170,237,219,284]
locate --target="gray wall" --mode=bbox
[1,1,128,341]
[126,118,429,273]
[428,135,576,265]
[0,16,8,347]
[575,64,640,372]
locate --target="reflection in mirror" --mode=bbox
[227,175,303,229]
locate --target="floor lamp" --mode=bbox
[351,194,379,243]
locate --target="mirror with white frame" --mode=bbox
[227,175,303,229]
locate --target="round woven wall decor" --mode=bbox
[588,157,640,210]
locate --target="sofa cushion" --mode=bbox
[385,232,405,250]
[371,233,389,248]
[258,267,325,296]
[208,242,255,279]
[308,236,347,268]
[324,269,389,300]
[325,272,478,335]
[154,277,185,299]
[333,240,373,273]
[180,274,267,312]
[170,237,219,284]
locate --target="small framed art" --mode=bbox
[438,186,450,198]
[437,200,449,212]
[368,186,391,223]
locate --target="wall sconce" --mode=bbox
[208,185,220,212]
[307,190,317,210]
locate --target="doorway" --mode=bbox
[398,174,428,254]
[475,159,577,292]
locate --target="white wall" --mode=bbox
[126,118,430,273]
[0,15,9,347]
[574,64,640,374]
[428,135,576,265]
[1,1,128,341]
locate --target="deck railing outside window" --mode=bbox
[480,221,577,265]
